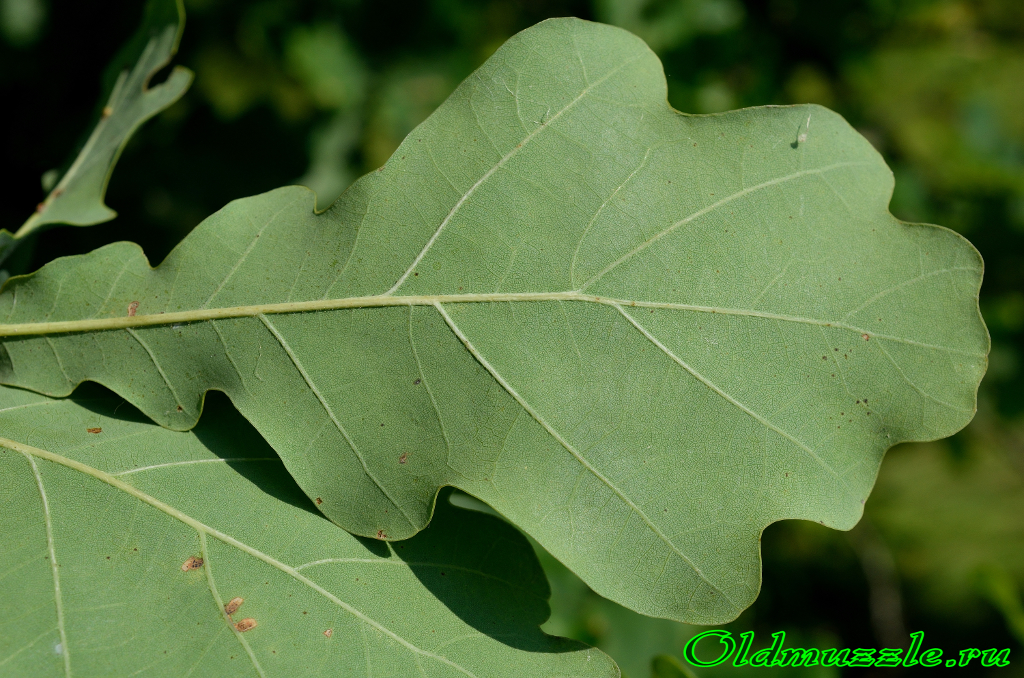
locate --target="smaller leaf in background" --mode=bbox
[977,565,1024,647]
[651,655,698,678]
[362,58,461,169]
[595,0,744,53]
[0,0,46,47]
[5,0,192,261]
[286,23,367,206]
[0,384,617,678]
[297,110,362,208]
[284,23,365,111]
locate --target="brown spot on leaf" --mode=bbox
[87,427,102,434]
[234,618,257,633]
[413,379,421,385]
[376,530,386,540]
[102,105,113,117]
[324,628,333,637]
[127,301,139,317]
[35,202,45,213]
[181,556,203,572]
[224,597,244,616]
[315,497,323,505]
[399,453,408,464]
[861,333,870,341]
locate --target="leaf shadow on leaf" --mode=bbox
[62,383,595,655]
[69,383,323,518]
[393,488,594,654]
[191,390,324,518]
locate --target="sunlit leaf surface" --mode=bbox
[0,18,988,623]
[0,385,615,677]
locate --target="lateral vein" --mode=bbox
[614,303,851,494]
[257,314,418,530]
[431,301,738,611]
[578,160,876,290]
[200,532,265,678]
[384,53,643,295]
[0,436,481,678]
[25,455,71,678]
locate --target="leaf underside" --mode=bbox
[0,18,988,623]
[0,384,614,677]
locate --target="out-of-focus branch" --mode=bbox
[848,518,908,650]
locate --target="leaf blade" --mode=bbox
[0,386,615,677]
[0,18,989,623]
[7,0,193,257]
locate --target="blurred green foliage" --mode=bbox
[1,0,1022,675]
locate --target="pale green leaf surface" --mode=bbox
[9,0,192,248]
[0,18,988,623]
[0,384,614,677]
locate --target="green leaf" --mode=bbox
[0,384,614,677]
[5,0,192,258]
[650,655,698,678]
[0,18,988,623]
[595,0,744,52]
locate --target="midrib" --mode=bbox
[0,292,983,358]
[0,291,876,337]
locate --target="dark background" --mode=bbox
[1,0,1022,675]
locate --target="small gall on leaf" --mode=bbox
[102,105,114,117]
[234,618,257,633]
[376,529,387,539]
[86,427,102,434]
[861,333,870,341]
[181,556,203,571]
[324,629,333,638]
[127,301,139,317]
[315,497,323,505]
[224,597,244,616]
[399,453,408,464]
